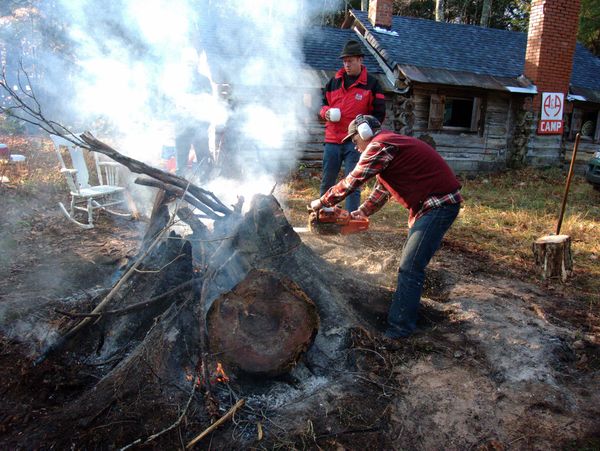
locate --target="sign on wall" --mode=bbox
[537,92,564,135]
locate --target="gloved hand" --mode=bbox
[310,199,323,211]
[350,209,367,220]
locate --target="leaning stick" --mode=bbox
[135,176,222,220]
[185,399,245,449]
[556,133,581,235]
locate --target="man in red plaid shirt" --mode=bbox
[311,115,462,340]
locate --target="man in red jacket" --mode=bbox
[311,115,463,340]
[319,40,386,212]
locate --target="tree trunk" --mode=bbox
[480,0,492,27]
[435,0,444,21]
[532,234,573,282]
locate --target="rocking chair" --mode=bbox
[51,135,131,229]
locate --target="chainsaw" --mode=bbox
[308,206,369,235]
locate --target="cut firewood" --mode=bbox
[532,234,573,282]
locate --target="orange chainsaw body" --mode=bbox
[308,206,369,235]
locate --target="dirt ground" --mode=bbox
[1,182,599,450]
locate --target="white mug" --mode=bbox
[329,108,341,122]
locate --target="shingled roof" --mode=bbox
[302,26,383,74]
[351,9,600,100]
[570,43,600,102]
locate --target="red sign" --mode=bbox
[537,92,564,135]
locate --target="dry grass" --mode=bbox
[281,167,600,304]
[0,134,64,191]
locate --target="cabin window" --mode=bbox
[568,106,600,142]
[428,94,483,133]
[444,97,473,128]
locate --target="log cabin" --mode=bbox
[300,0,600,174]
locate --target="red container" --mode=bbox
[166,157,176,173]
[0,144,9,160]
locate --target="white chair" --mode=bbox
[51,135,131,229]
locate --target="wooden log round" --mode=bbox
[532,234,573,282]
[207,269,319,376]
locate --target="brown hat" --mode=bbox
[342,115,381,143]
[339,40,364,58]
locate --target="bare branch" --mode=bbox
[17,60,42,114]
[186,399,245,448]
[1,68,86,147]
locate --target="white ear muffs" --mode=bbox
[357,122,373,140]
[355,115,376,140]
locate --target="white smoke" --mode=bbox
[0,0,343,348]
[40,0,338,200]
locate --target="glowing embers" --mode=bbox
[214,362,230,384]
[184,362,229,386]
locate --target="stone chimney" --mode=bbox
[524,0,581,106]
[368,0,392,29]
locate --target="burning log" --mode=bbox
[14,186,396,449]
[33,134,327,377]
[141,188,171,248]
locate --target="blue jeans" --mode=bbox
[386,203,460,338]
[320,142,361,212]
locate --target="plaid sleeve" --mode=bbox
[321,142,394,208]
[359,182,390,216]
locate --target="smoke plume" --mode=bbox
[23,0,336,202]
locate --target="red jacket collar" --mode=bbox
[335,65,368,87]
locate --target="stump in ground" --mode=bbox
[207,269,320,376]
[533,234,573,282]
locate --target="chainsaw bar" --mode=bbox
[308,212,342,235]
